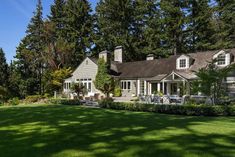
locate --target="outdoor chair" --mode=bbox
[152,95,161,104]
[162,95,170,104]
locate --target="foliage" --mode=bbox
[7,97,20,106]
[114,86,122,97]
[70,82,86,96]
[49,98,81,105]
[63,0,93,67]
[24,95,45,103]
[185,0,215,52]
[0,86,9,102]
[99,101,235,116]
[94,58,115,97]
[213,0,235,49]
[14,0,44,96]
[0,48,8,87]
[49,67,72,93]
[192,59,235,104]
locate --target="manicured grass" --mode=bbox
[0,105,234,157]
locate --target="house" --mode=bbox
[63,46,235,98]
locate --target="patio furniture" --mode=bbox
[152,95,161,104]
[162,95,170,104]
[169,95,182,104]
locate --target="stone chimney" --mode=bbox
[114,46,123,63]
[146,54,154,60]
[99,50,110,63]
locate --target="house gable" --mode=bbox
[176,55,191,70]
[72,57,98,80]
[213,50,231,67]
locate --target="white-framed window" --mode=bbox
[77,78,92,92]
[217,54,226,65]
[64,82,71,90]
[179,59,186,68]
[121,81,131,90]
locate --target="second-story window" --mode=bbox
[179,59,186,68]
[217,54,226,65]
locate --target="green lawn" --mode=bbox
[0,105,234,157]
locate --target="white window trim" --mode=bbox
[121,80,132,90]
[213,50,230,67]
[177,56,189,70]
[179,59,186,68]
[76,78,92,93]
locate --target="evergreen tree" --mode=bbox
[64,0,93,67]
[0,48,8,87]
[214,0,235,49]
[138,1,166,57]
[160,0,186,55]
[186,0,215,52]
[15,0,44,96]
[95,0,137,61]
[94,58,114,97]
[95,0,162,61]
[48,0,66,38]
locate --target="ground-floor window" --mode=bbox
[121,81,131,90]
[77,78,92,92]
[64,82,71,90]
[140,80,145,95]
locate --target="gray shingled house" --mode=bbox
[63,46,235,99]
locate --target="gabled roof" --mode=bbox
[88,57,98,65]
[114,48,235,79]
[114,55,178,79]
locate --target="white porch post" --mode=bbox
[162,81,165,94]
[167,82,171,95]
[149,82,152,95]
[177,82,180,95]
[137,80,140,96]
[157,83,161,92]
[144,80,147,95]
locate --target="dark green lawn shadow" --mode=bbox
[0,105,234,157]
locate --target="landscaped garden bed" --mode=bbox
[99,100,235,116]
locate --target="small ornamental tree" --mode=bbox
[192,59,235,104]
[94,58,114,97]
[47,67,72,93]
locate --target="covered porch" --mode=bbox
[136,72,191,102]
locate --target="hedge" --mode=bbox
[49,99,81,106]
[99,100,235,116]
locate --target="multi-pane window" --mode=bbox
[77,78,92,92]
[121,81,131,90]
[64,82,71,90]
[217,54,226,65]
[179,59,186,68]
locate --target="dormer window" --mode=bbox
[177,55,190,69]
[217,54,226,65]
[179,59,186,68]
[213,50,232,67]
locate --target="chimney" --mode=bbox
[114,46,123,63]
[99,50,110,63]
[146,54,154,60]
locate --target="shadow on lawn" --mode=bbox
[0,105,234,157]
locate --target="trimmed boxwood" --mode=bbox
[49,99,81,106]
[99,100,235,116]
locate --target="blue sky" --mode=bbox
[0,0,98,63]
